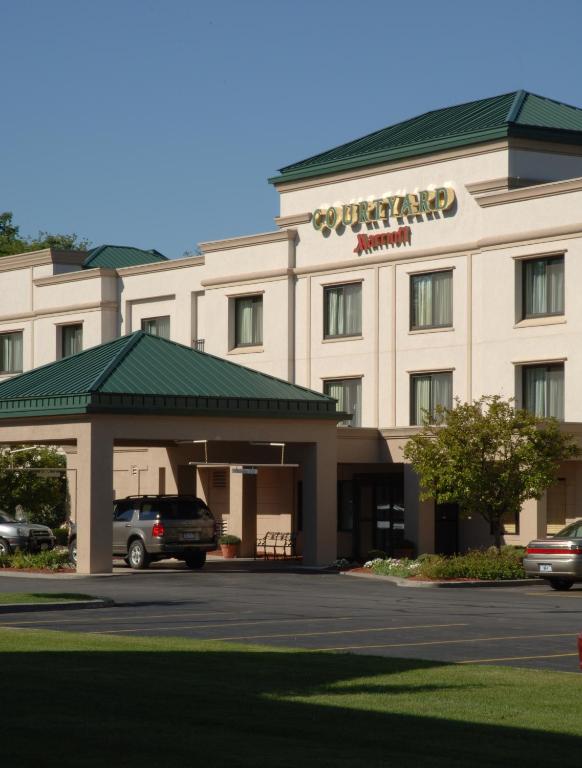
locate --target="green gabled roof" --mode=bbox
[0,332,339,420]
[270,91,582,184]
[82,245,168,270]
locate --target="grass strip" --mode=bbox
[0,592,95,604]
[0,627,581,767]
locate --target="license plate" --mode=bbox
[539,564,553,573]
[182,532,200,541]
[40,543,50,551]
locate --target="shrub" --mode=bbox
[218,534,241,545]
[3,550,71,570]
[53,527,69,546]
[416,548,526,581]
[367,549,387,561]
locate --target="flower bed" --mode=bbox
[364,547,526,581]
[0,550,73,572]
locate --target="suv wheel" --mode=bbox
[68,538,77,566]
[549,579,574,591]
[128,539,150,570]
[184,551,206,570]
[0,539,10,556]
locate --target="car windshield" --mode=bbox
[553,521,582,539]
[158,499,213,521]
[0,511,16,523]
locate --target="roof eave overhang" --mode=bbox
[0,392,342,421]
[268,127,510,185]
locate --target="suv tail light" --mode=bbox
[152,522,165,538]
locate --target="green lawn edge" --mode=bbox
[1,627,581,767]
[0,592,96,604]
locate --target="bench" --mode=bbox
[255,531,297,560]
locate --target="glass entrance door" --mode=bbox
[353,472,405,559]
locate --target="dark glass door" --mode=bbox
[435,503,459,555]
[353,472,405,559]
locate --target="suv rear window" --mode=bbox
[140,499,212,521]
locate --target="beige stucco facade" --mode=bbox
[3,133,582,562]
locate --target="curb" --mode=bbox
[0,598,114,614]
[340,571,538,588]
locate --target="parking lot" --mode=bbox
[1,562,581,672]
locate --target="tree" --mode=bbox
[0,211,90,257]
[0,446,69,529]
[403,396,580,549]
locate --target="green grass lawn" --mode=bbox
[1,628,581,767]
[0,593,95,604]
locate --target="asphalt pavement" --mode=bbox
[1,560,581,673]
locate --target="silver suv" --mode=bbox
[0,510,56,555]
[68,495,217,570]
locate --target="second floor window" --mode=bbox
[324,378,362,427]
[0,331,23,374]
[410,270,453,330]
[235,296,262,347]
[523,363,564,420]
[61,324,83,358]
[411,371,452,425]
[142,316,170,339]
[324,283,362,338]
[523,256,564,318]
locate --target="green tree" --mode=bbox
[0,211,89,257]
[0,446,68,529]
[403,396,580,548]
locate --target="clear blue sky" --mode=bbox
[3,0,582,257]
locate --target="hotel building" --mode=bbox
[2,90,582,565]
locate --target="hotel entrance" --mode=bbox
[341,469,405,561]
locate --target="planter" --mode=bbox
[220,543,239,559]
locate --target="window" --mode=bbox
[113,503,134,523]
[324,378,362,427]
[61,324,82,358]
[410,372,452,425]
[410,270,453,330]
[142,316,170,339]
[324,283,362,338]
[522,364,564,420]
[0,331,23,374]
[522,256,564,318]
[234,296,262,347]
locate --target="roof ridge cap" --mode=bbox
[87,332,145,392]
[506,90,527,123]
[82,244,107,267]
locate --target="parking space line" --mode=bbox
[525,591,582,598]
[458,652,579,664]
[0,610,235,626]
[208,622,468,642]
[87,615,363,634]
[317,631,577,652]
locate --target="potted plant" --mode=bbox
[218,534,241,559]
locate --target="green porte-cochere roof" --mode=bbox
[0,332,339,420]
[270,91,582,184]
[82,245,168,270]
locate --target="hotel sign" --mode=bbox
[311,186,455,254]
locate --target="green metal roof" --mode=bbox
[0,332,339,420]
[270,91,582,184]
[82,245,168,270]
